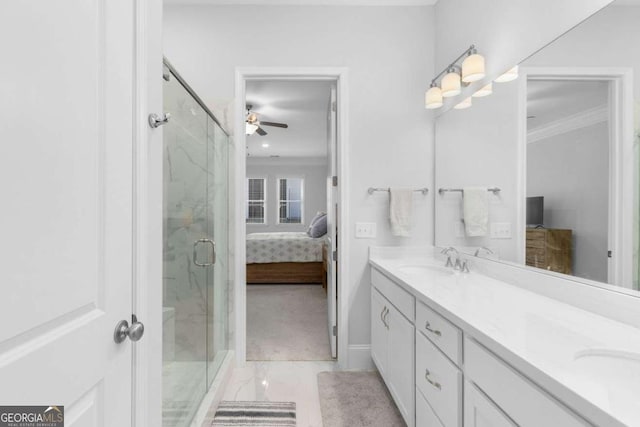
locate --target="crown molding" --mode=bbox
[528,105,608,144]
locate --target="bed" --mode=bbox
[246,232,328,285]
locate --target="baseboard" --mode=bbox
[347,344,375,370]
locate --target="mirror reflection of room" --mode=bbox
[435,0,639,290]
[244,80,337,362]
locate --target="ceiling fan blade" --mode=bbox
[260,121,288,129]
[256,127,267,136]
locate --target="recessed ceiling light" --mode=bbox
[262,143,269,148]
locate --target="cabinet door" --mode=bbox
[371,288,388,376]
[387,305,415,427]
[464,380,516,427]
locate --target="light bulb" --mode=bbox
[472,82,493,98]
[454,97,472,110]
[462,53,485,83]
[495,65,519,83]
[425,85,443,109]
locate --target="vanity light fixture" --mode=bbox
[424,44,485,109]
[454,97,472,110]
[425,82,444,109]
[472,82,493,98]
[495,65,519,83]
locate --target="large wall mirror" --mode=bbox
[435,0,639,292]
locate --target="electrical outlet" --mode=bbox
[355,222,376,238]
[490,222,512,239]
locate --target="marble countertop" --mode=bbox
[369,247,640,427]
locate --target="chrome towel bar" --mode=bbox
[438,187,501,195]
[367,187,429,195]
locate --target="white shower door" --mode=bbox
[0,1,143,426]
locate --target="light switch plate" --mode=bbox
[355,222,376,238]
[490,222,512,239]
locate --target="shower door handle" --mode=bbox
[193,238,216,267]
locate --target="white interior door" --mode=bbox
[0,1,137,425]
[327,85,338,358]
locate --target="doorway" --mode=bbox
[234,68,350,367]
[518,67,634,287]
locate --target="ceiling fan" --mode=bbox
[245,104,288,136]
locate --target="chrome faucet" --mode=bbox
[474,246,494,257]
[441,247,458,268]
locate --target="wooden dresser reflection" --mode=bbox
[525,228,572,275]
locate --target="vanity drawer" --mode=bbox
[371,267,415,321]
[416,331,462,427]
[416,301,462,366]
[464,337,589,427]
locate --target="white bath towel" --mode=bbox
[463,187,489,237]
[389,188,413,237]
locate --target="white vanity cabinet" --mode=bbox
[371,270,415,427]
[370,265,595,427]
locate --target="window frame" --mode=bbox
[276,176,305,225]
[246,176,267,225]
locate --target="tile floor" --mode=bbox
[221,361,338,427]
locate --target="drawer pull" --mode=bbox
[381,306,389,329]
[425,321,442,336]
[425,369,442,390]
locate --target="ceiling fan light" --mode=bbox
[454,97,472,110]
[495,65,519,83]
[461,53,485,83]
[472,82,493,98]
[425,85,443,109]
[441,71,461,98]
[246,123,258,135]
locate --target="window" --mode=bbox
[278,177,304,224]
[246,178,266,224]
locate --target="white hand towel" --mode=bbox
[463,187,489,237]
[389,188,413,237]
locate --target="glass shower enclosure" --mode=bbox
[162,59,229,427]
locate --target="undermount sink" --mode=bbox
[572,349,640,416]
[396,264,453,277]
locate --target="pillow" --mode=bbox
[307,211,326,235]
[308,214,327,238]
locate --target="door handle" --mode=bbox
[148,112,171,128]
[193,239,216,267]
[382,307,389,329]
[424,321,442,337]
[114,315,145,344]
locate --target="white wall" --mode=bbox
[246,157,328,233]
[528,123,609,282]
[164,4,435,364]
[434,0,612,112]
[435,80,521,261]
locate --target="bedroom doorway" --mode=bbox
[244,79,337,362]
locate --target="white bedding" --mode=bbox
[246,232,326,264]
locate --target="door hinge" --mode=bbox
[332,250,337,261]
[332,325,337,336]
[332,176,338,187]
[331,101,337,112]
[608,250,612,258]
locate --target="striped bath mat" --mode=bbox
[212,401,296,426]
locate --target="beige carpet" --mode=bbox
[317,371,405,427]
[247,284,332,361]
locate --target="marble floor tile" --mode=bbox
[221,361,338,427]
